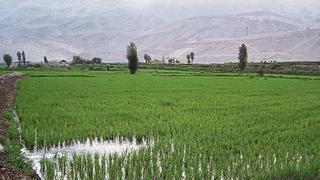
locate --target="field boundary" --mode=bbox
[0,72,38,179]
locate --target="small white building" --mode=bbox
[48,60,69,67]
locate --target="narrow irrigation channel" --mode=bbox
[13,110,151,179]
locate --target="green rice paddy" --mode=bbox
[15,70,320,179]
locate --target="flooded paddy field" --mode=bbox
[23,137,150,179]
[14,108,151,179]
[14,70,320,179]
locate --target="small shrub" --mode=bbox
[257,69,264,77]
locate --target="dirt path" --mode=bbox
[0,72,38,179]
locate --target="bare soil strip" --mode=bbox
[0,72,38,180]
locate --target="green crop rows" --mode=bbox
[16,71,320,179]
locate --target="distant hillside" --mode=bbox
[0,0,319,62]
[157,29,320,63]
[136,12,312,63]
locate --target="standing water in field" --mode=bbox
[13,110,151,179]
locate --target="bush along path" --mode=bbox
[0,72,39,179]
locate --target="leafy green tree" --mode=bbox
[144,54,148,63]
[71,56,85,64]
[92,57,102,64]
[44,56,48,63]
[144,54,151,64]
[186,54,191,64]
[190,52,195,64]
[17,51,22,67]
[238,43,248,73]
[127,42,139,74]
[3,54,12,69]
[22,51,26,67]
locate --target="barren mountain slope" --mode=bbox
[0,0,319,62]
[160,29,320,63]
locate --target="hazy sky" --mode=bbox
[1,0,319,19]
[1,0,319,12]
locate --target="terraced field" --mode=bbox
[15,70,320,179]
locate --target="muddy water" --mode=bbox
[13,110,150,179]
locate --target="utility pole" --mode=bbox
[246,27,249,36]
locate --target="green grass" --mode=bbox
[0,70,8,76]
[15,70,320,179]
[1,109,32,174]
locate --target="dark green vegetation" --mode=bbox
[2,54,320,76]
[144,54,152,64]
[44,56,48,64]
[190,52,195,64]
[185,52,195,64]
[140,61,320,76]
[127,42,139,74]
[71,55,102,65]
[3,54,12,69]
[16,52,22,67]
[0,71,7,76]
[2,109,32,174]
[22,51,26,67]
[238,43,248,73]
[14,70,320,179]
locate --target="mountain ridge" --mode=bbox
[0,0,319,62]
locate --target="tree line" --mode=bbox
[2,43,248,75]
[71,56,102,65]
[1,51,104,69]
[144,52,196,65]
[2,51,26,68]
[127,42,248,74]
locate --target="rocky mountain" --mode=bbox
[0,0,319,63]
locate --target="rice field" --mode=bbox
[15,70,320,179]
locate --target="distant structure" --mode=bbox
[60,60,68,65]
[47,60,69,67]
